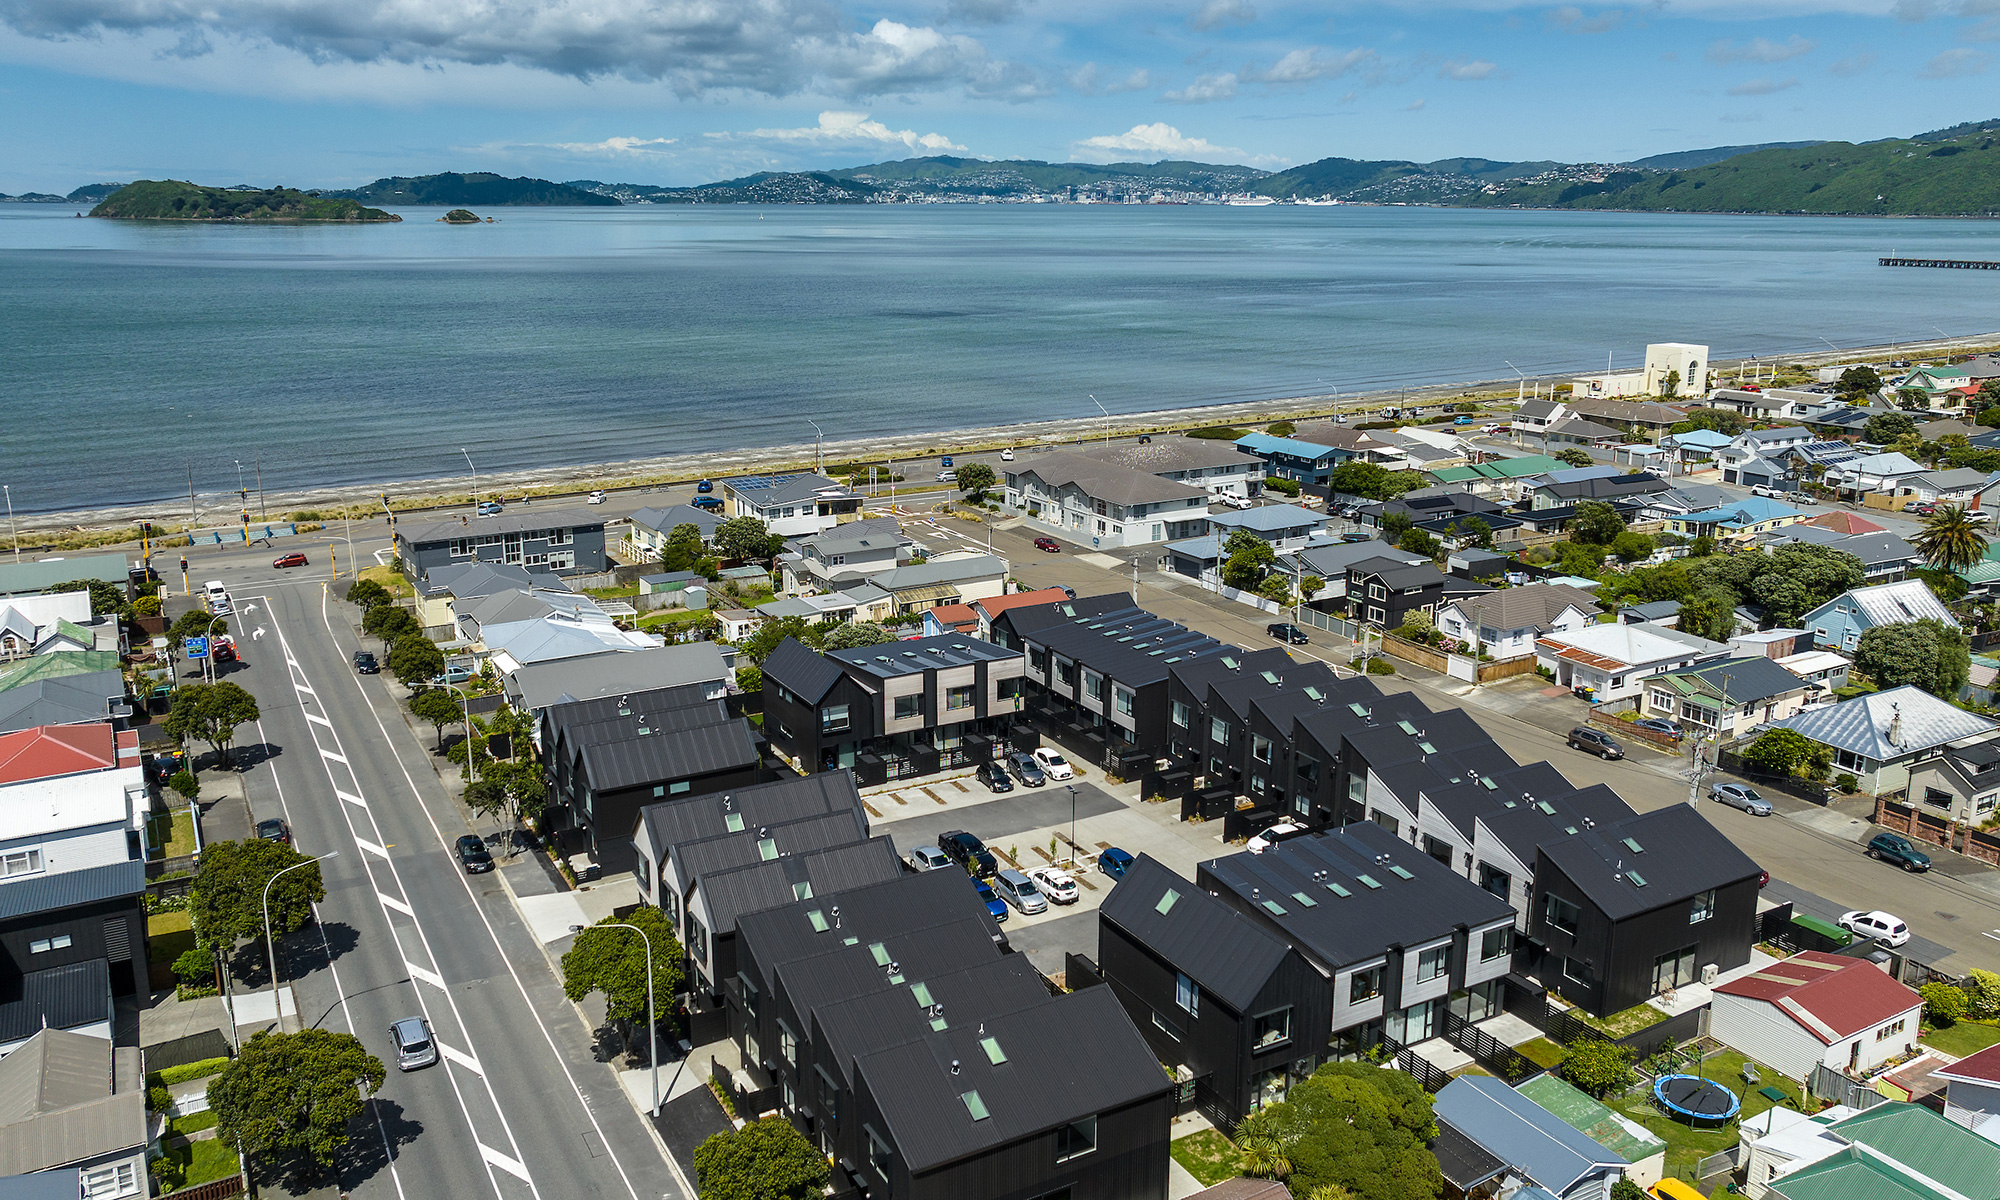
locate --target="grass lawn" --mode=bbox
[1611,1048,1805,1183]
[635,608,714,633]
[356,563,412,599]
[1170,1129,1236,1188]
[147,910,197,971]
[1516,1037,1569,1070]
[147,806,198,858]
[1921,1019,2000,1058]
[156,1138,239,1192]
[1571,999,1669,1040]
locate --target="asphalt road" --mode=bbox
[221,577,684,1200]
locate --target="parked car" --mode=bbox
[908,845,952,873]
[1266,622,1309,645]
[1903,501,1936,515]
[1247,822,1310,854]
[1710,783,1775,816]
[939,830,997,879]
[971,877,1008,923]
[1789,491,1819,505]
[1632,717,1683,740]
[255,818,290,844]
[1340,532,1372,543]
[1865,832,1932,872]
[1566,726,1624,760]
[692,496,723,511]
[974,760,1014,793]
[272,551,309,569]
[1032,747,1074,780]
[994,869,1048,915]
[937,470,957,483]
[389,1016,438,1071]
[456,834,494,873]
[353,650,379,675]
[1097,847,1134,879]
[1751,485,1788,499]
[1033,536,1061,553]
[696,479,713,493]
[1839,909,1911,947]
[1000,448,1015,461]
[586,490,606,505]
[431,663,474,686]
[1027,865,1079,905]
[1216,493,1253,510]
[476,500,503,517]
[1006,751,1046,786]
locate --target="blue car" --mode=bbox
[696,479,713,493]
[1097,847,1134,880]
[972,878,1008,922]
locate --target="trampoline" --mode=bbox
[1654,1074,1741,1125]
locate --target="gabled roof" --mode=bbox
[1536,474,1670,501]
[721,472,859,508]
[1020,602,1227,687]
[1913,468,1992,492]
[1537,622,1728,669]
[694,837,903,933]
[419,560,569,600]
[761,637,848,703]
[1647,656,1814,707]
[1433,1075,1626,1193]
[1538,803,1762,921]
[1822,1102,2000,1198]
[0,861,147,922]
[1207,504,1328,534]
[1808,510,1889,535]
[0,724,118,784]
[575,710,759,792]
[1543,416,1625,440]
[1075,438,1263,474]
[629,504,724,537]
[1009,453,1212,506]
[1444,583,1600,632]
[0,960,113,1048]
[869,556,1006,592]
[505,643,728,712]
[1715,951,1922,1044]
[1664,429,1736,449]
[1432,454,1567,482]
[1513,399,1566,421]
[1932,1040,2000,1086]
[1740,425,1814,444]
[1774,685,1995,760]
[1346,556,1446,590]
[636,771,862,855]
[971,588,1072,624]
[1808,580,1957,629]
[1232,432,1341,461]
[0,1027,145,1176]
[0,553,129,598]
[399,506,601,546]
[1679,496,1806,527]
[1098,854,1293,1013]
[1514,1073,1665,1164]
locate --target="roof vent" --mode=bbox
[950,1059,961,1076]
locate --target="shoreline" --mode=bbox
[11,329,1998,551]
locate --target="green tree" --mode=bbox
[482,759,548,820]
[1914,505,1989,573]
[1668,408,1744,436]
[1921,981,1968,1025]
[712,517,771,563]
[1742,728,1827,778]
[207,1029,386,1168]
[1838,365,1883,397]
[463,780,508,825]
[344,578,392,612]
[1629,560,1692,601]
[1659,368,1681,399]
[1450,516,1494,549]
[1222,530,1277,589]
[1237,1130,1293,1180]
[1569,500,1626,546]
[173,946,214,986]
[1611,1178,1649,1200]
[1234,1061,1441,1200]
[1267,420,1297,436]
[1258,574,1296,602]
[1399,529,1440,558]
[735,664,763,694]
[955,462,998,500]
[1326,461,1424,502]
[45,578,127,617]
[168,608,227,650]
[1610,530,1655,562]
[168,769,201,804]
[693,1116,830,1200]
[1299,574,1325,601]
[1559,1038,1635,1097]
[1864,411,1919,444]
[1855,618,1971,696]
[662,522,706,573]
[1748,544,1866,625]
[1964,969,2000,1020]
[388,633,446,689]
[741,619,816,665]
[362,602,418,646]
[163,681,260,768]
[819,622,897,651]
[560,906,684,1024]
[1897,387,1933,411]
[1379,511,1413,542]
[1553,447,1594,468]
[189,838,327,944]
[409,687,465,751]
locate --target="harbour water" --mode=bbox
[3,202,1995,515]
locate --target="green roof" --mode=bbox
[0,551,129,595]
[1515,1074,1664,1165]
[1823,1102,2000,1199]
[1958,559,2000,585]
[1432,454,1567,482]
[0,651,121,692]
[1771,1147,1954,1200]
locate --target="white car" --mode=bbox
[1247,822,1309,854]
[1000,448,1015,461]
[1215,493,1253,510]
[1032,747,1074,781]
[1839,909,1911,947]
[908,845,951,872]
[1027,866,1079,905]
[586,490,606,505]
[1751,485,1788,499]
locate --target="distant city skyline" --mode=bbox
[1,0,1994,193]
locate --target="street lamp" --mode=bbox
[572,922,661,1115]
[1066,783,1078,868]
[1816,336,1840,356]
[1503,360,1527,403]
[1089,395,1111,444]
[264,851,338,1005]
[805,419,824,476]
[462,448,478,513]
[440,683,479,785]
[3,484,17,564]
[202,613,228,683]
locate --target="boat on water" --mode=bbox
[1293,198,1340,206]
[1225,196,1279,206]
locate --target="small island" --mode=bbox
[441,209,482,224]
[90,180,399,222]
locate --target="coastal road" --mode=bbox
[226,578,684,1200]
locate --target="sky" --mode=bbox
[1,0,1997,192]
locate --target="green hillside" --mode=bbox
[90,181,398,222]
[328,173,618,206]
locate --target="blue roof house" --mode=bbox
[1233,433,1345,484]
[1432,1075,1629,1200]
[1663,496,1806,538]
[1206,504,1330,552]
[1660,428,1735,465]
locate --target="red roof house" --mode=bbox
[1806,510,1889,536]
[1710,951,1924,1083]
[1934,1042,2000,1140]
[0,724,125,784]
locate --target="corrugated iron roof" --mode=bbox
[1714,951,1921,1044]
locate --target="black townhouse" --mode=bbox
[1164,648,1345,819]
[761,635,1026,785]
[728,869,1173,1200]
[1344,557,1480,630]
[540,683,765,871]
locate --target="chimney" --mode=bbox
[1888,703,1903,750]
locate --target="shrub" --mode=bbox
[1559,1038,1635,1097]
[168,770,200,803]
[1186,426,1248,441]
[172,947,213,986]
[1965,969,2000,1021]
[155,1056,233,1087]
[1263,476,1303,497]
[133,595,163,618]
[1834,773,1859,794]
[1921,980,1968,1025]
[148,1084,170,1112]
[1366,659,1396,676]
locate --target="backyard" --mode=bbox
[1922,1018,2000,1058]
[1610,1048,1806,1184]
[147,806,198,860]
[1169,1128,1236,1188]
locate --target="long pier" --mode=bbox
[1881,256,2000,270]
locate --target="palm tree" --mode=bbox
[1235,1132,1292,1180]
[1914,505,1989,574]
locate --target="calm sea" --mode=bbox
[2,202,1995,515]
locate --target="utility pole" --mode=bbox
[462,448,477,512]
[806,419,824,476]
[3,485,17,564]
[256,458,266,521]
[187,463,197,528]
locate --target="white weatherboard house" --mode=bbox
[1937,1042,2000,1143]
[1435,583,1600,659]
[1002,453,1213,549]
[1770,684,1999,795]
[1710,950,1923,1083]
[1534,623,1730,702]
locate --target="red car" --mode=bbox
[1033,537,1061,553]
[273,551,309,568]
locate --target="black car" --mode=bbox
[974,761,1014,793]
[938,830,997,879]
[1006,751,1046,787]
[353,650,379,675]
[255,818,290,844]
[1267,622,1309,645]
[455,835,495,873]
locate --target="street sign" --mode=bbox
[183,636,209,659]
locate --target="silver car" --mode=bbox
[390,1016,437,1071]
[908,845,951,872]
[1710,783,1774,816]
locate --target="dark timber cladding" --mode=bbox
[1011,594,1227,759]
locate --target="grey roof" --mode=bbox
[869,556,1006,592]
[0,1027,145,1177]
[734,868,1001,998]
[1446,583,1600,632]
[827,633,1018,679]
[1829,532,1918,568]
[1810,579,1956,629]
[0,671,125,733]
[1621,600,1682,621]
[0,554,130,598]
[1543,464,1626,485]
[1740,425,1813,444]
[838,581,892,604]
[1914,468,1992,492]
[629,504,723,537]
[1514,399,1565,421]
[546,682,721,760]
[1075,438,1263,475]
[757,596,831,620]
[400,506,602,547]
[463,588,603,631]
[1562,397,1689,426]
[0,861,146,921]
[1287,541,1426,578]
[1200,821,1514,971]
[576,711,759,792]
[1657,656,1812,705]
[1020,601,1227,688]
[1009,452,1212,506]
[637,772,863,855]
[694,837,904,937]
[639,571,703,587]
[800,519,905,559]
[1347,556,1446,591]
[1207,504,1328,534]
[762,637,848,704]
[722,472,859,508]
[506,643,728,712]
[1539,804,1763,922]
[1099,854,1292,1012]
[1775,684,1997,760]
[1432,1075,1626,1194]
[1536,474,1669,501]
[419,561,568,599]
[0,961,113,1047]
[1542,416,1625,440]
[668,810,872,889]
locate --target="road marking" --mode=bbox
[336,790,367,808]
[407,960,448,990]
[379,892,414,916]
[355,838,390,859]
[440,1042,483,1074]
[479,1144,532,1182]
[304,711,332,727]
[318,747,347,763]
[1985,930,2000,943]
[292,680,312,693]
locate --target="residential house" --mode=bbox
[1805,510,1888,536]
[1004,597,1225,762]
[1712,951,1923,1084]
[1618,600,1682,627]
[0,656,129,735]
[1708,387,1823,422]
[868,555,1010,615]
[1904,468,1991,507]
[1742,1100,2000,1200]
[1641,482,1739,522]
[0,1028,148,1198]
[1729,630,1810,659]
[1286,423,1407,464]
[1774,650,1851,700]
[1447,548,1513,582]
[1822,452,1928,502]
[1530,473,1671,512]
[728,868,1173,1200]
[1369,429,1469,472]
[1537,416,1629,449]
[1076,438,1267,498]
[1721,454,1792,492]
[721,473,863,538]
[1432,1075,1630,1200]
[1345,558,1459,630]
[0,593,116,661]
[1799,580,1958,655]
[0,554,129,601]
[780,517,906,595]
[1205,505,1328,553]
[760,634,1025,780]
[539,683,765,869]
[1658,428,1735,468]
[1276,542,1428,605]
[1662,497,1807,539]
[631,771,867,919]
[504,642,731,730]
[394,507,606,579]
[1759,529,1919,585]
[1799,405,1880,438]
[969,588,1073,643]
[1003,454,1213,549]
[1229,434,1346,486]
[1723,425,1815,469]
[1514,1074,1666,1190]
[1641,654,1817,736]
[1436,584,1601,660]
[1562,397,1690,436]
[1904,735,2000,826]
[1509,399,1571,440]
[1895,363,1977,412]
[758,593,862,627]
[682,836,904,997]
[412,561,568,630]
[457,586,609,643]
[1358,491,1518,543]
[1771,685,1998,795]
[1163,649,1344,814]
[479,609,661,673]
[624,503,725,562]
[919,603,979,637]
[1535,624,1730,702]
[1430,454,1568,500]
[1936,1041,2000,1143]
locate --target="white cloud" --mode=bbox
[1071,122,1252,162]
[1966,16,2000,39]
[1922,46,1991,74]
[1241,46,1377,84]
[944,0,1025,25]
[533,136,680,157]
[1546,6,1626,33]
[1406,98,1426,110]
[713,111,967,152]
[1189,0,1256,31]
[1163,72,1238,102]
[1069,62,1150,93]
[1440,58,1497,79]
[1726,76,1798,93]
[1707,35,1817,63]
[1829,51,1878,74]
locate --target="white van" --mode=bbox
[993,868,1048,915]
[203,581,231,613]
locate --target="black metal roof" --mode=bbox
[576,711,760,793]
[1023,602,1227,688]
[1539,804,1763,921]
[828,634,1018,679]
[545,682,717,739]
[1431,1117,1508,1189]
[1660,655,1814,707]
[1098,854,1293,1013]
[735,868,1001,997]
[810,955,1050,1090]
[695,838,905,936]
[634,771,861,852]
[667,810,872,891]
[0,861,145,921]
[0,960,113,1044]
[1345,556,1447,591]
[989,592,1137,644]
[762,637,848,704]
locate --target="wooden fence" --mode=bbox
[1382,635,1449,674]
[1476,655,1541,683]
[171,1175,245,1200]
[1587,710,1683,753]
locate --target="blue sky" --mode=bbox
[1,0,1995,192]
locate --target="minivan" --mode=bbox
[993,868,1048,915]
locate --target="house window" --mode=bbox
[1417,945,1450,983]
[1253,735,1273,764]
[817,1066,840,1121]
[1056,661,1076,687]
[1,848,44,877]
[1296,755,1319,787]
[1690,889,1716,924]
[820,704,850,733]
[1924,788,1955,809]
[1171,699,1192,728]
[29,933,73,954]
[1055,1115,1098,1163]
[894,694,923,720]
[449,537,474,557]
[778,1021,798,1066]
[946,685,975,711]
[1481,927,1512,962]
[1543,893,1581,935]
[1349,965,1385,1004]
[685,916,708,965]
[1211,717,1230,744]
[867,1126,893,1180]
[997,677,1023,701]
[1252,1007,1293,1051]
[1176,972,1200,1017]
[1565,956,1596,987]
[548,528,573,546]
[1875,1018,1907,1042]
[1115,687,1135,716]
[1478,863,1510,901]
[81,1162,138,1198]
[1084,674,1104,700]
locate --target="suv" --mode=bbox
[974,761,1014,793]
[1006,751,1046,787]
[1267,622,1309,645]
[692,496,723,511]
[939,830,997,879]
[390,1017,438,1071]
[455,835,494,874]
[1567,727,1624,760]
[1866,832,1931,872]
[353,650,379,675]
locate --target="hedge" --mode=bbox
[149,1056,232,1089]
[1263,476,1303,496]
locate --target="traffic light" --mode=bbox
[180,557,189,573]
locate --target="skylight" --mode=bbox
[870,942,890,966]
[1627,871,1649,887]
[962,1091,990,1121]
[724,812,745,833]
[1419,742,1436,754]
[1262,899,1288,916]
[981,1037,1007,1065]
[1537,801,1556,815]
[930,1016,948,1031]
[1357,874,1382,889]
[1388,865,1414,880]
[1221,656,1239,670]
[1621,837,1645,854]
[1324,881,1350,898]
[1291,892,1318,907]
[1305,687,1323,701]
[1397,720,1419,735]
[1261,671,1279,684]
[1480,777,1497,790]
[792,881,813,901]
[759,838,778,861]
[1348,703,1369,717]
[1156,889,1180,915]
[807,910,828,932]
[911,982,935,1007]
